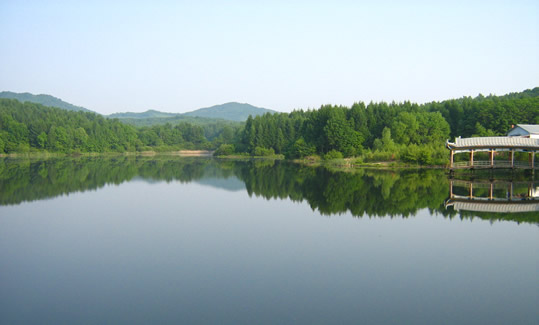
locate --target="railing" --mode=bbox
[452,160,535,169]
[450,180,535,189]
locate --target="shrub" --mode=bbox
[418,146,432,165]
[371,150,394,162]
[287,137,316,159]
[253,146,275,157]
[401,144,420,163]
[323,150,343,160]
[214,144,235,156]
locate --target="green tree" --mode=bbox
[289,137,316,158]
[472,122,497,137]
[73,127,89,149]
[323,109,363,157]
[37,132,47,149]
[391,112,419,145]
[416,111,451,144]
[214,144,235,156]
[381,127,396,151]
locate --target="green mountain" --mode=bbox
[108,109,178,119]
[115,114,241,129]
[111,102,275,123]
[0,91,93,113]
[1,92,274,124]
[183,102,275,121]
[108,102,275,126]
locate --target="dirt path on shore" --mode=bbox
[177,150,214,156]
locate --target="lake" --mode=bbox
[0,156,537,324]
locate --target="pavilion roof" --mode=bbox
[446,136,539,150]
[451,200,539,213]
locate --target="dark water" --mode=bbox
[0,156,537,324]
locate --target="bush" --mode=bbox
[253,146,275,157]
[418,147,432,165]
[400,144,448,165]
[15,143,30,153]
[287,137,316,159]
[214,144,235,156]
[323,150,343,160]
[401,144,420,163]
[371,150,395,162]
[360,149,398,162]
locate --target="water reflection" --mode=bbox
[0,156,537,223]
[445,178,539,213]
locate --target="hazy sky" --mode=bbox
[1,0,537,114]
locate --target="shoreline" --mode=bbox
[0,150,214,158]
[1,152,536,174]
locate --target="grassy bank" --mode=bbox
[292,155,447,170]
[215,153,284,160]
[0,150,215,159]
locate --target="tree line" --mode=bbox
[0,99,239,153]
[218,87,538,164]
[1,88,538,162]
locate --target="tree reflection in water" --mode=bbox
[0,156,537,223]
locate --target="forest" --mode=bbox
[220,87,538,164]
[1,88,538,166]
[0,98,236,153]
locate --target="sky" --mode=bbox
[0,0,537,115]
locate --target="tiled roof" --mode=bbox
[452,201,539,213]
[447,136,539,149]
[515,124,539,134]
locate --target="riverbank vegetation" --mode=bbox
[225,88,538,164]
[1,88,537,166]
[0,98,239,154]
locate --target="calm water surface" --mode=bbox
[0,157,537,324]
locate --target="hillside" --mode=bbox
[0,91,93,113]
[1,92,275,124]
[183,102,275,121]
[0,98,222,153]
[115,114,241,128]
[108,109,178,119]
[109,102,275,126]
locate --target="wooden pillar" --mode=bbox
[490,150,494,167]
[533,151,536,175]
[470,150,474,167]
[450,150,454,168]
[510,150,514,168]
[509,182,513,200]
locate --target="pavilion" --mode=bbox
[446,125,539,170]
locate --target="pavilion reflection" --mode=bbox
[445,178,539,213]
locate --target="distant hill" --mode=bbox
[0,91,93,113]
[183,102,275,121]
[2,91,276,124]
[115,114,242,128]
[109,109,178,119]
[109,102,276,126]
